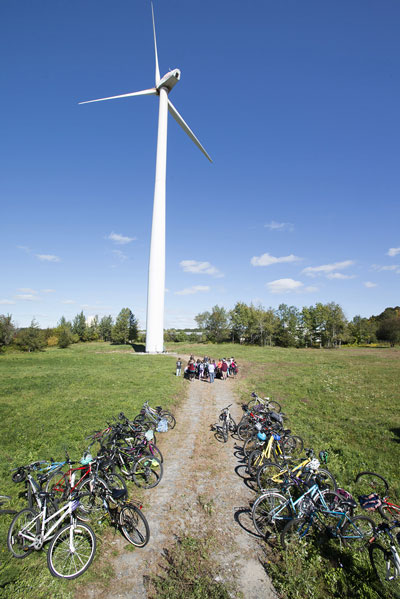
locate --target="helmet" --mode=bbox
[319,450,328,464]
[257,432,267,442]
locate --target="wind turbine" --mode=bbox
[79,3,212,353]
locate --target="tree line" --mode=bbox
[193,302,400,348]
[0,309,139,352]
[1,303,399,353]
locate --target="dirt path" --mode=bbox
[80,375,277,599]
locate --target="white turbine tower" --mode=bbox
[79,3,212,353]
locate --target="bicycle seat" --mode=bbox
[111,488,127,500]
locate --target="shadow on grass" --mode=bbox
[131,343,146,352]
[390,428,400,443]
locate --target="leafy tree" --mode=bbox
[274,304,300,347]
[348,315,377,345]
[229,302,252,343]
[99,315,114,341]
[205,305,229,343]
[376,317,400,346]
[0,314,15,350]
[249,305,278,346]
[15,319,46,352]
[112,308,138,344]
[71,311,87,341]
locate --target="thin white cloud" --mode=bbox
[15,294,39,301]
[264,221,294,232]
[251,253,301,267]
[17,245,31,253]
[302,260,354,277]
[61,299,75,304]
[180,260,223,278]
[387,248,400,257]
[175,285,210,296]
[371,264,400,273]
[326,273,356,280]
[41,289,56,293]
[36,254,60,262]
[364,281,377,288]
[81,303,112,311]
[0,299,15,305]
[107,232,136,245]
[17,288,37,294]
[112,249,128,262]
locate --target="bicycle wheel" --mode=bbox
[313,468,337,491]
[280,517,314,549]
[47,522,96,579]
[45,470,68,500]
[103,472,128,494]
[132,456,163,489]
[267,400,282,413]
[119,503,150,547]
[341,515,375,550]
[160,411,176,429]
[228,416,237,433]
[237,421,253,441]
[257,461,284,490]
[281,435,304,459]
[369,543,400,599]
[7,508,38,558]
[76,477,108,519]
[248,450,266,475]
[251,491,291,540]
[222,419,228,443]
[243,435,261,458]
[355,471,389,498]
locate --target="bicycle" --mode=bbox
[90,485,150,547]
[7,488,96,579]
[247,392,282,413]
[212,404,236,442]
[251,464,342,540]
[355,471,400,521]
[368,519,400,598]
[134,401,176,431]
[256,449,336,492]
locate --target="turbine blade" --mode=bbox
[168,100,212,163]
[79,88,157,105]
[151,2,161,86]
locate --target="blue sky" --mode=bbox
[1,0,400,329]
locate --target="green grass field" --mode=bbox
[1,341,399,599]
[0,342,184,599]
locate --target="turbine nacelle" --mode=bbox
[157,69,180,93]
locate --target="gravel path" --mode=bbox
[80,374,277,599]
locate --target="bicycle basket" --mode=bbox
[156,418,168,433]
[144,430,154,441]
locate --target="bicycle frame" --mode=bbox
[50,463,92,495]
[14,495,79,550]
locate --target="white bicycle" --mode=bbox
[7,487,96,579]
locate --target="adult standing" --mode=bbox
[176,358,182,376]
[208,360,215,383]
[221,359,228,381]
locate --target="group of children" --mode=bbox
[176,356,238,383]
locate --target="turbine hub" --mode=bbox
[157,69,180,93]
